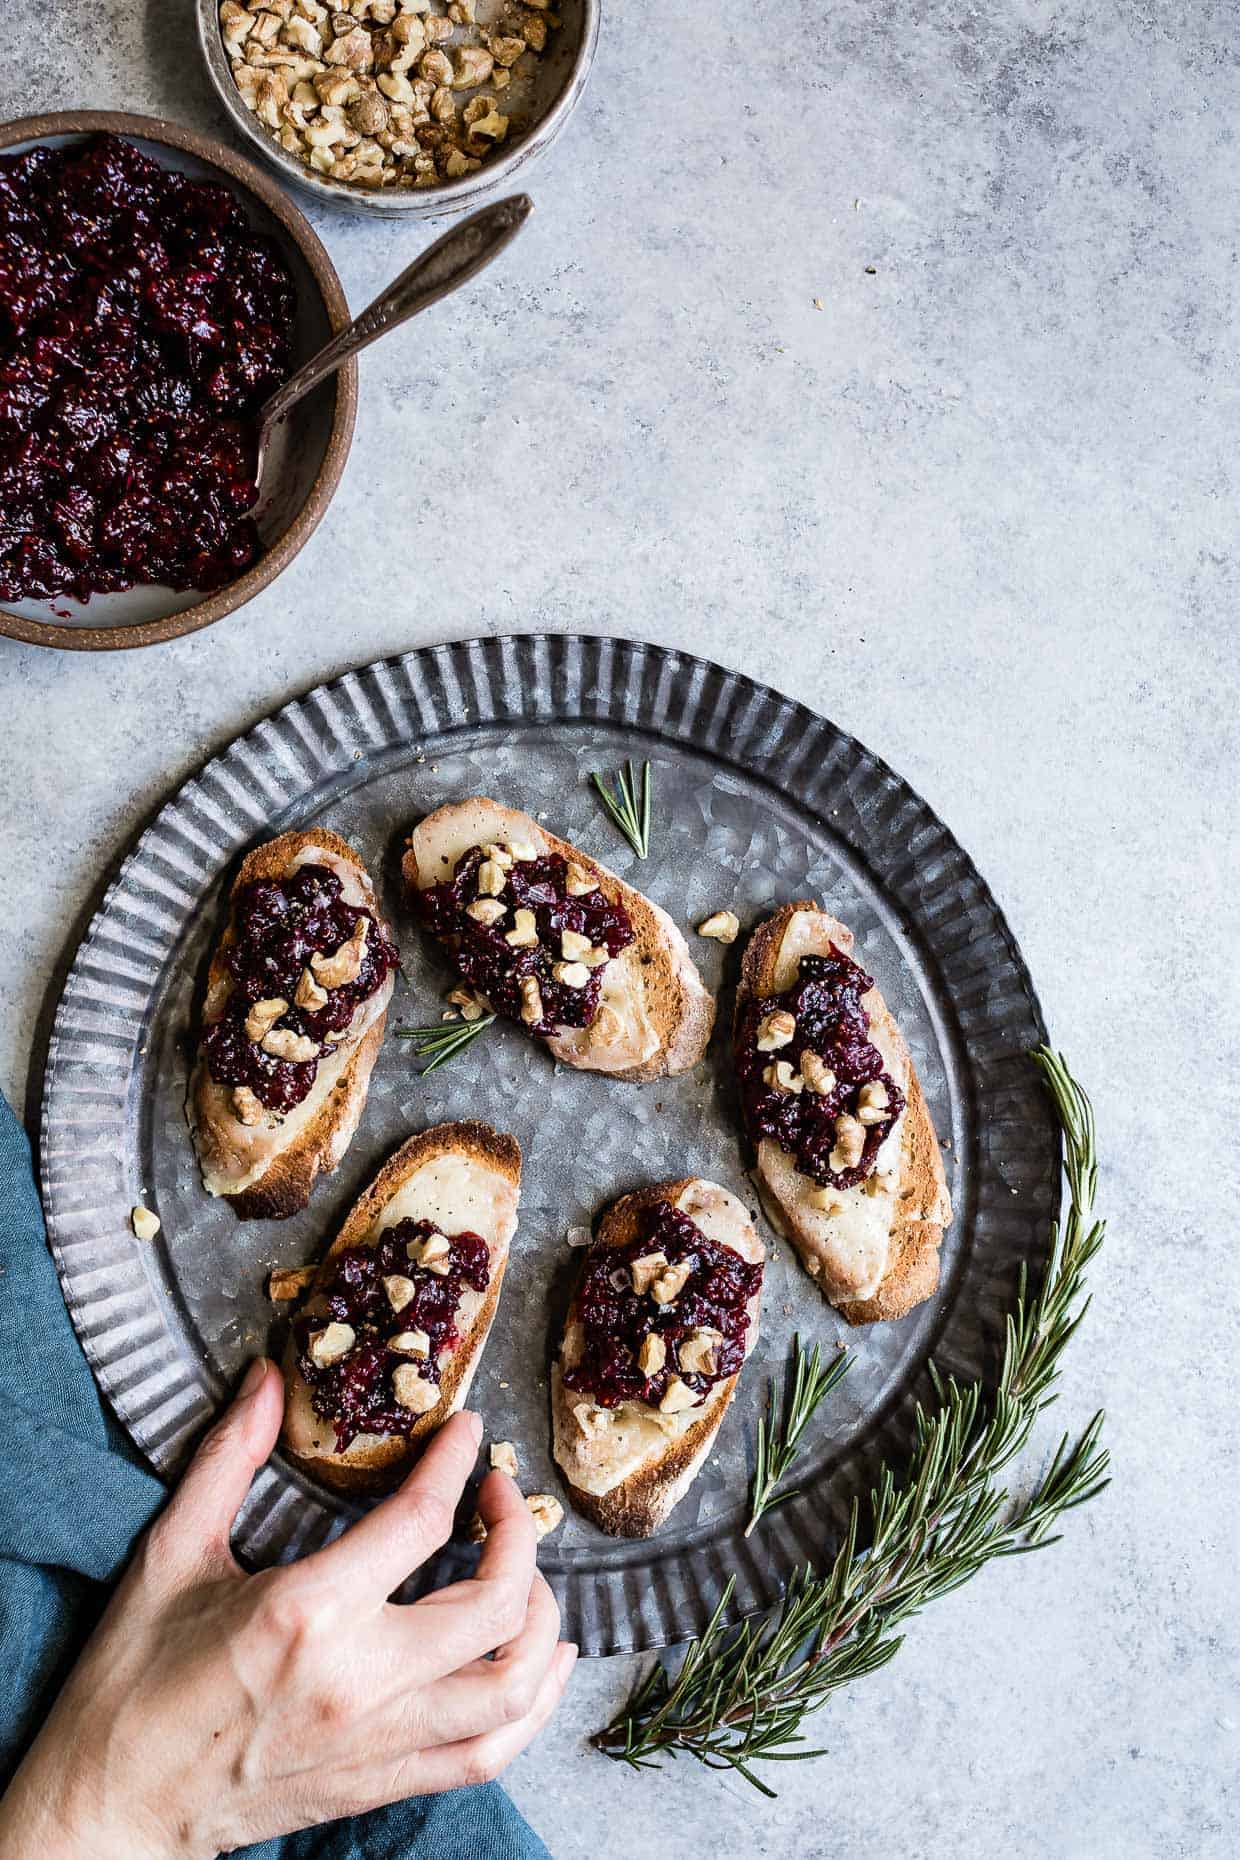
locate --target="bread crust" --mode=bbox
[402,800,715,1082]
[280,1121,521,1496]
[736,902,951,1325]
[187,829,394,1221]
[552,1179,763,1537]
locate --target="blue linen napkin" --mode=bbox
[0,1093,550,1860]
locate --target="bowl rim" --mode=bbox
[0,109,358,653]
[196,0,600,219]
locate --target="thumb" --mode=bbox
[155,1357,283,1580]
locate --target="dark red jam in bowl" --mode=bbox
[734,948,904,1190]
[201,863,398,1114]
[563,1202,762,1411]
[0,134,295,603]
[295,1220,491,1451]
[418,845,635,1037]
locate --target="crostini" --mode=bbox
[552,1178,764,1537]
[403,798,714,1081]
[281,1121,521,1494]
[187,829,398,1221]
[734,902,952,1324]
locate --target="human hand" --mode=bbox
[0,1359,575,1859]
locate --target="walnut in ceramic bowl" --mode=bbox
[219,0,559,193]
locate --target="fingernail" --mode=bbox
[464,1410,484,1445]
[238,1357,268,1400]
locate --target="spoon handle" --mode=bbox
[259,192,533,432]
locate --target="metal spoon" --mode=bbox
[253,192,533,486]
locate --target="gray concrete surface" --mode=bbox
[2,2,1236,1855]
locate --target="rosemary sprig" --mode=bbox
[594,1047,1108,1792]
[590,759,652,858]
[747,1337,851,1535]
[395,1013,495,1075]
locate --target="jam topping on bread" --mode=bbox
[563,1201,761,1415]
[417,840,635,1038]
[734,947,905,1191]
[294,1218,490,1451]
[201,862,399,1115]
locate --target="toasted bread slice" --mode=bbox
[403,798,714,1081]
[280,1121,521,1496]
[736,902,952,1324]
[187,830,396,1221]
[552,1178,764,1537]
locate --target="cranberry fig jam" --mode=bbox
[734,948,904,1191]
[0,134,295,603]
[563,1203,761,1412]
[418,842,635,1037]
[295,1220,490,1451]
[202,863,398,1115]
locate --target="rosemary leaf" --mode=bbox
[590,760,652,858]
[593,1047,1109,1791]
[747,1337,852,1534]
[395,1013,495,1075]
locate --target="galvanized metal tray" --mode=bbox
[39,634,1058,1656]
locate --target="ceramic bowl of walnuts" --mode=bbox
[198,0,599,216]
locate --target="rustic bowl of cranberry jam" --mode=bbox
[0,111,356,652]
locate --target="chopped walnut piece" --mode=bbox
[221,0,254,55]
[233,1084,265,1126]
[830,1112,866,1172]
[560,928,592,961]
[489,1439,519,1477]
[390,1327,431,1356]
[857,1080,890,1125]
[488,32,526,65]
[807,1184,843,1213]
[310,916,368,987]
[763,1058,803,1095]
[518,975,544,1025]
[552,959,589,989]
[466,1509,488,1543]
[309,1321,355,1367]
[800,1051,837,1095]
[476,857,506,896]
[377,70,415,101]
[392,1364,438,1412]
[629,1251,668,1296]
[453,45,494,87]
[565,861,598,896]
[573,1400,610,1437]
[587,1003,623,1048]
[698,909,740,943]
[283,13,323,51]
[249,10,283,48]
[520,10,548,50]
[526,1493,564,1538]
[658,1376,699,1415]
[409,1230,452,1275]
[348,88,389,132]
[756,1009,796,1051]
[467,897,507,925]
[505,907,538,947]
[131,1204,161,1242]
[465,101,508,140]
[261,1026,320,1063]
[447,984,487,1022]
[383,1272,416,1312]
[295,967,329,1011]
[651,1258,694,1306]
[324,22,374,66]
[419,46,453,84]
[637,1331,666,1375]
[678,1327,723,1375]
[267,1264,316,1300]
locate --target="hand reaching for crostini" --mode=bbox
[0,1362,575,1860]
